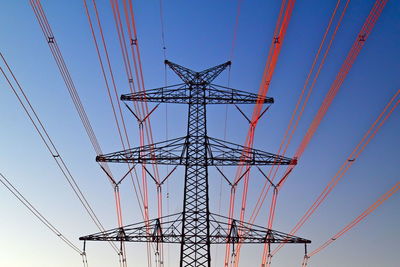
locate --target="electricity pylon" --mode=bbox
[80,60,310,266]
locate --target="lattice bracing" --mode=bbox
[81,60,309,267]
[96,136,296,166]
[121,84,274,105]
[165,60,231,84]
[80,213,310,245]
[95,136,187,165]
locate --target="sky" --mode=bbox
[0,0,399,267]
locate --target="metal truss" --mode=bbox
[96,136,296,166]
[80,212,310,245]
[96,136,187,165]
[81,60,309,267]
[121,83,274,105]
[164,60,231,84]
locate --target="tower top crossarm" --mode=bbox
[121,60,274,105]
[165,60,231,85]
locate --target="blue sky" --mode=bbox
[0,0,399,266]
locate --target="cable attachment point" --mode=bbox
[234,103,270,129]
[266,253,273,265]
[301,243,310,266]
[81,241,88,267]
[302,255,310,267]
[358,33,366,42]
[130,38,137,46]
[123,102,160,128]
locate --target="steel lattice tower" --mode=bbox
[80,60,310,267]
[178,61,213,266]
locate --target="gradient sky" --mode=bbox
[0,1,399,267]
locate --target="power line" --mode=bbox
[109,0,165,265]
[159,0,167,61]
[227,1,297,265]
[215,2,244,265]
[0,52,119,254]
[272,88,400,256]
[266,1,391,257]
[158,1,171,266]
[294,0,388,160]
[229,0,244,62]
[250,0,350,227]
[307,181,400,259]
[0,172,83,256]
[260,0,352,263]
[29,0,114,182]
[108,0,148,217]
[1,1,395,266]
[244,0,390,262]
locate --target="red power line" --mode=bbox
[225,1,297,265]
[259,1,354,264]
[229,0,244,62]
[81,7,135,259]
[268,2,390,258]
[272,88,400,256]
[83,0,153,232]
[295,0,388,160]
[18,0,394,266]
[248,0,349,234]
[109,0,147,207]
[256,1,390,263]
[84,0,132,153]
[109,0,167,265]
[214,1,242,265]
[308,181,400,259]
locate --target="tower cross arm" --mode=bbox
[121,84,273,104]
[197,61,231,84]
[96,136,187,165]
[121,84,191,103]
[164,60,198,84]
[165,60,231,85]
[207,137,297,166]
[209,213,311,244]
[79,213,184,243]
[95,135,296,166]
[79,212,311,245]
[206,84,274,104]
